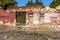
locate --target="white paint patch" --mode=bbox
[0,21,3,24]
[33,13,39,25]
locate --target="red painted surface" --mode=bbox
[0,10,16,24]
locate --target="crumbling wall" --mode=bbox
[0,9,16,26]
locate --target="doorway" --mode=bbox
[16,12,26,25]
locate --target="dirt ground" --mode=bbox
[0,25,60,40]
[0,30,60,40]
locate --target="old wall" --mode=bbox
[43,13,60,25]
[0,9,16,26]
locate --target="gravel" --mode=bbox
[0,30,60,40]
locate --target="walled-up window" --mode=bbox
[40,13,44,17]
[29,13,33,18]
[29,13,33,23]
[39,13,44,22]
[50,14,57,23]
